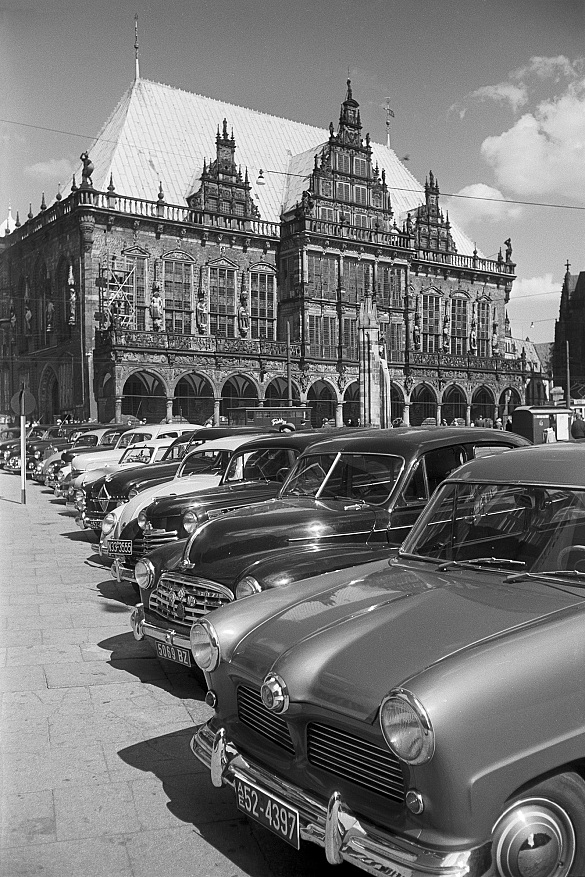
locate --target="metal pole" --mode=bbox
[19,384,26,505]
[566,340,571,407]
[286,322,292,406]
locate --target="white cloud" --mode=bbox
[481,80,585,198]
[468,83,527,112]
[507,273,560,343]
[510,56,579,82]
[444,183,522,227]
[24,158,75,181]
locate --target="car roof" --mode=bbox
[226,430,337,454]
[122,437,174,449]
[446,442,585,487]
[182,433,274,454]
[291,426,529,455]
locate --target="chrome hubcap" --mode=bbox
[493,797,575,877]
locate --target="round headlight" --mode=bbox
[75,489,85,502]
[101,512,117,535]
[379,689,434,765]
[128,488,138,500]
[182,509,200,534]
[135,558,155,590]
[34,450,41,459]
[137,510,148,530]
[190,619,221,671]
[56,469,66,482]
[235,575,262,600]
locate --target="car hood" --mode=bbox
[72,449,123,470]
[147,480,281,518]
[231,561,585,722]
[188,497,380,583]
[105,461,180,493]
[113,473,221,536]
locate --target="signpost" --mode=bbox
[10,387,36,505]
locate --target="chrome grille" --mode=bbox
[132,530,179,555]
[149,573,233,624]
[307,722,405,803]
[237,686,295,755]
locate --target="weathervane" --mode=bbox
[385,98,394,148]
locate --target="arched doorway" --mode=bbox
[307,380,336,426]
[174,374,214,423]
[442,385,467,426]
[471,386,495,426]
[221,375,259,420]
[524,378,546,406]
[264,377,300,407]
[38,366,59,423]
[410,384,437,426]
[499,387,522,424]
[122,372,166,422]
[389,383,404,425]
[343,381,359,425]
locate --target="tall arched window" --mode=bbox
[422,293,441,352]
[450,297,468,355]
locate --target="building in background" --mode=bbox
[553,262,585,404]
[0,76,539,427]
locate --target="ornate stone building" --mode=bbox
[0,76,539,427]
[553,262,585,401]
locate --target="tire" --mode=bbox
[491,771,585,877]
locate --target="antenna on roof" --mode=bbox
[385,98,394,149]
[134,14,140,81]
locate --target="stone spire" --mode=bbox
[134,14,140,81]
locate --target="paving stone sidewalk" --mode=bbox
[0,473,340,877]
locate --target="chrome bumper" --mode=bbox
[130,604,190,650]
[111,558,136,583]
[190,722,491,877]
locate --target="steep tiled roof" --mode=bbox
[84,77,478,254]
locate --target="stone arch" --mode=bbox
[471,385,496,426]
[498,387,522,423]
[307,379,337,426]
[173,373,214,423]
[99,373,115,423]
[122,370,167,422]
[263,376,300,407]
[525,377,546,407]
[38,364,59,423]
[441,383,467,425]
[221,374,260,420]
[343,381,360,426]
[410,383,438,426]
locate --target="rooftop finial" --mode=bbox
[134,14,140,81]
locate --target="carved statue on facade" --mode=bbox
[237,291,250,338]
[9,303,17,340]
[442,300,450,352]
[195,292,207,334]
[24,304,32,336]
[68,265,76,326]
[469,317,477,354]
[412,312,421,351]
[301,190,314,216]
[46,299,55,333]
[149,286,164,332]
[504,238,513,263]
[80,152,94,188]
[491,321,500,356]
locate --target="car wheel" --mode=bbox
[491,772,585,877]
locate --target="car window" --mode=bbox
[403,482,585,572]
[73,433,99,447]
[224,447,296,483]
[424,446,466,495]
[158,430,179,439]
[473,443,517,458]
[320,453,402,505]
[179,449,226,476]
[129,433,151,444]
[283,453,338,497]
[102,429,122,444]
[162,440,191,461]
[401,460,428,504]
[121,445,152,463]
[153,446,170,462]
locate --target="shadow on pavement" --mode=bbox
[96,577,138,608]
[117,728,344,876]
[61,528,99,542]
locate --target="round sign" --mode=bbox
[11,390,36,417]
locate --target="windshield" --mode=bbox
[102,429,122,444]
[116,432,151,448]
[162,440,191,461]
[120,445,153,464]
[402,482,585,574]
[282,452,403,505]
[177,448,230,477]
[73,433,99,447]
[223,447,297,483]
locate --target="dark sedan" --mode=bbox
[131,427,529,668]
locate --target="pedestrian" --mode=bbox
[571,412,585,440]
[505,417,513,432]
[495,418,503,430]
[440,418,448,426]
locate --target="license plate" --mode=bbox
[235,778,300,849]
[86,519,103,531]
[155,640,191,666]
[107,539,132,555]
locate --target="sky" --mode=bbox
[1,0,584,344]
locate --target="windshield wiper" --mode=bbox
[505,569,585,584]
[437,557,526,572]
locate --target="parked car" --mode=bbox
[4,423,101,477]
[130,426,529,667]
[189,442,585,877]
[36,425,132,486]
[96,432,276,573]
[112,430,338,583]
[75,425,279,515]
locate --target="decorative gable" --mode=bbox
[187,119,260,220]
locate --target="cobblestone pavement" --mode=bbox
[0,473,350,877]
